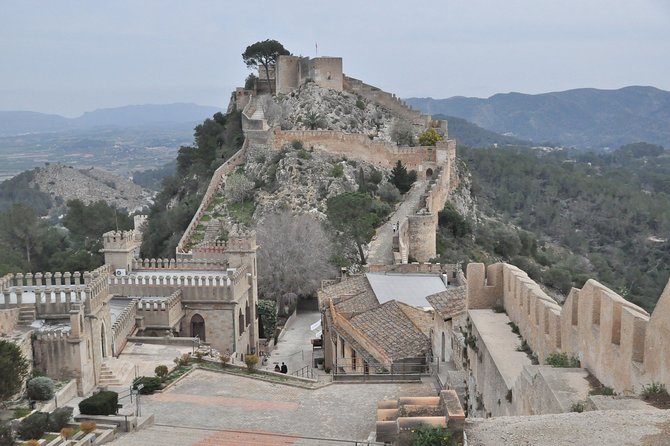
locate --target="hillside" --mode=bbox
[0,163,150,216]
[406,86,670,149]
[0,103,221,136]
[433,114,530,147]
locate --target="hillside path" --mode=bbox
[367,179,428,265]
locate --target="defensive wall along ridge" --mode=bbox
[466,262,670,396]
[180,78,458,263]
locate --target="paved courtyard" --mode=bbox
[109,368,436,445]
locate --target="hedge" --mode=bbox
[17,412,48,440]
[78,390,119,415]
[133,376,162,395]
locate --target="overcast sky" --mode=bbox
[1,0,669,117]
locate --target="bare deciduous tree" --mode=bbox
[390,119,415,146]
[224,172,255,203]
[256,211,337,304]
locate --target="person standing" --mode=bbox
[280,362,288,374]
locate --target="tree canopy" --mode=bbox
[242,39,290,94]
[389,160,417,194]
[0,339,30,401]
[327,192,389,264]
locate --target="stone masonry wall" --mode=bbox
[466,262,670,394]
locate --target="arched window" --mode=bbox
[245,303,251,328]
[239,309,245,335]
[190,314,205,341]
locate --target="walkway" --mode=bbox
[263,309,324,380]
[108,368,436,445]
[367,179,428,265]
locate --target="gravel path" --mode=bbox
[367,179,428,265]
[465,409,670,446]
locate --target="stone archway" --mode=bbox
[100,323,107,358]
[426,168,434,178]
[190,314,206,342]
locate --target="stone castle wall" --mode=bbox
[467,262,670,394]
[270,128,450,174]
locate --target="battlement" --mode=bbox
[131,257,228,271]
[176,142,249,256]
[109,263,250,302]
[102,229,141,250]
[466,262,670,394]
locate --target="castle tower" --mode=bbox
[101,230,141,274]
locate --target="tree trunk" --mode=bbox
[261,62,274,94]
[356,241,366,265]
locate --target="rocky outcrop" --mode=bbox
[31,163,150,211]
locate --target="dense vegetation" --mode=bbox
[0,200,133,275]
[436,142,670,310]
[0,168,56,215]
[140,111,244,258]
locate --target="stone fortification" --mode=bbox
[176,142,248,256]
[276,55,343,94]
[466,262,670,394]
[344,76,430,128]
[270,128,455,175]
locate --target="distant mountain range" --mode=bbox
[407,86,670,149]
[0,103,222,136]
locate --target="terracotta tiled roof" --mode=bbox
[348,300,430,361]
[397,302,434,336]
[426,286,466,320]
[319,275,379,318]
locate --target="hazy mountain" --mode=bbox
[434,114,531,148]
[407,86,670,149]
[0,103,222,136]
[0,111,73,135]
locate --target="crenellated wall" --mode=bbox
[137,290,184,330]
[108,264,249,303]
[111,299,138,357]
[176,141,249,256]
[131,257,228,270]
[466,262,670,394]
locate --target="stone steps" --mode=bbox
[100,359,137,387]
[17,306,36,326]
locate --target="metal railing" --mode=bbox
[331,359,429,382]
[291,365,315,380]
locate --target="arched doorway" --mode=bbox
[426,168,434,178]
[100,323,107,358]
[441,332,445,362]
[190,314,206,341]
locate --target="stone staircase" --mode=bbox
[17,305,36,326]
[99,358,136,387]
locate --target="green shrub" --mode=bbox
[0,422,15,446]
[410,424,452,445]
[641,382,667,398]
[545,352,580,368]
[355,99,365,110]
[17,412,48,440]
[133,376,162,395]
[377,183,401,203]
[291,140,304,151]
[48,406,73,431]
[26,376,55,401]
[78,390,118,416]
[331,164,344,178]
[154,365,169,382]
[570,401,585,413]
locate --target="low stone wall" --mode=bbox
[0,307,19,334]
[39,379,78,412]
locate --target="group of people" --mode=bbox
[274,362,288,374]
